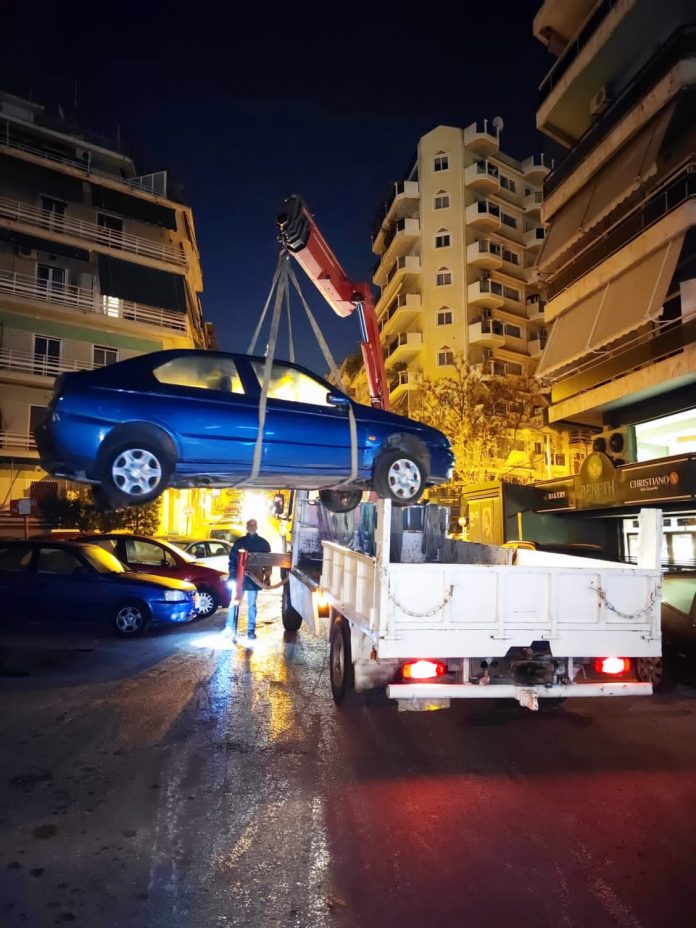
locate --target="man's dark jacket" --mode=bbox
[229,533,271,592]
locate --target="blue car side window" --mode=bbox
[250,360,332,406]
[0,545,33,571]
[36,548,85,574]
[154,356,244,394]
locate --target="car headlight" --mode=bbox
[164,590,187,602]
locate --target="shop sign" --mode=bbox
[621,456,696,503]
[576,452,617,509]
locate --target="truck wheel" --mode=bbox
[373,449,425,506]
[282,584,302,631]
[635,656,669,692]
[319,488,362,513]
[329,617,354,705]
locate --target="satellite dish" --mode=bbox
[492,116,504,134]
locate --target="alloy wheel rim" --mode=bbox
[636,657,663,686]
[197,591,215,616]
[116,606,143,633]
[387,458,421,499]
[112,448,162,496]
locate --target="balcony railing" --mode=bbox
[0,347,96,377]
[386,331,423,359]
[0,195,186,267]
[0,430,36,450]
[0,118,169,199]
[0,269,188,332]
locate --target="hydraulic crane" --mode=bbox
[277,195,390,410]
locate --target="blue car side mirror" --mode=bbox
[327,392,350,408]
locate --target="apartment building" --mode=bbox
[532,0,696,564]
[366,121,574,482]
[0,91,209,531]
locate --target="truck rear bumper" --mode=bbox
[387,681,652,710]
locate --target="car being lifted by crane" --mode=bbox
[34,197,454,512]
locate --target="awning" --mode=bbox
[0,227,89,261]
[537,236,684,378]
[97,254,186,312]
[91,185,177,230]
[0,153,84,202]
[538,102,676,271]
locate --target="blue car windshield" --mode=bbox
[80,545,127,574]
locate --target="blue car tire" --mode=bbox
[98,431,174,506]
[373,449,425,506]
[113,599,150,637]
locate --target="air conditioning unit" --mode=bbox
[15,245,35,258]
[590,84,611,117]
[592,425,636,466]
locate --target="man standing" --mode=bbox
[228,519,271,640]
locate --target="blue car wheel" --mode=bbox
[99,431,174,506]
[373,449,425,506]
[113,599,150,637]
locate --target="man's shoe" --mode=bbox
[247,632,257,640]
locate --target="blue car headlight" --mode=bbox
[164,590,187,602]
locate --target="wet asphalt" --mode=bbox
[1,592,696,928]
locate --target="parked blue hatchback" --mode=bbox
[0,540,198,636]
[35,350,454,512]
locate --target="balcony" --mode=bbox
[528,333,548,357]
[372,181,420,252]
[0,195,187,268]
[467,239,503,270]
[0,269,189,333]
[521,155,553,184]
[468,278,504,309]
[468,318,506,347]
[524,226,546,250]
[389,369,419,401]
[523,190,544,217]
[466,200,501,232]
[526,295,547,321]
[385,332,423,366]
[379,293,423,338]
[0,430,36,452]
[374,218,421,285]
[378,255,421,305]
[0,347,95,380]
[464,160,499,193]
[463,120,500,155]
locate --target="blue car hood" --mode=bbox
[114,573,196,592]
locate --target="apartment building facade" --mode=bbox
[366,121,575,483]
[532,0,696,564]
[0,91,209,532]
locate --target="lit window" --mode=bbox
[251,360,333,406]
[154,354,244,393]
[437,307,453,326]
[436,268,452,286]
[437,346,454,366]
[102,295,121,318]
[93,345,119,368]
[435,230,451,248]
[434,191,450,210]
[433,153,449,172]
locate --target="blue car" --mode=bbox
[0,540,198,636]
[35,350,454,512]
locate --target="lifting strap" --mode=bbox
[236,250,359,490]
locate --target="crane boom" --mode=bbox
[277,195,389,410]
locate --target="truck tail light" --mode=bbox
[402,660,446,681]
[594,657,631,676]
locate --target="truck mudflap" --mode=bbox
[387,681,653,711]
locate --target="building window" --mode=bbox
[98,213,124,248]
[435,230,451,249]
[434,191,450,210]
[433,153,449,172]
[34,335,61,375]
[29,404,48,436]
[504,324,522,338]
[501,212,517,229]
[554,454,566,466]
[437,307,453,326]
[37,264,66,293]
[503,286,521,302]
[500,175,517,193]
[101,296,122,318]
[502,248,519,265]
[435,268,452,286]
[93,345,119,368]
[437,345,454,366]
[507,362,523,375]
[40,196,66,226]
[534,442,543,455]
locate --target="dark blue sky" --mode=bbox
[3,0,554,371]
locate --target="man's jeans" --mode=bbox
[246,588,259,637]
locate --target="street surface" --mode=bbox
[1,592,696,928]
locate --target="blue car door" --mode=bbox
[248,359,352,479]
[34,546,103,622]
[148,353,260,475]
[0,543,35,619]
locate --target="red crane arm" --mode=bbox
[277,195,390,410]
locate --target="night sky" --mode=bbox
[2,0,554,372]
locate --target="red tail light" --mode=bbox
[594,657,631,676]
[402,660,446,681]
